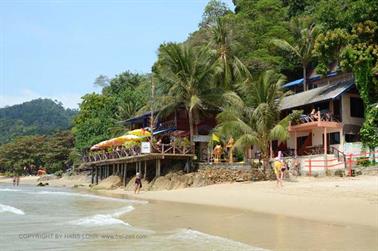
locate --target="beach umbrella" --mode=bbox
[119,134,143,141]
[128,128,151,137]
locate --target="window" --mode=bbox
[345,134,360,143]
[329,132,340,145]
[350,97,364,118]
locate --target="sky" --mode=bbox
[0,0,234,109]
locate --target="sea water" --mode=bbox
[0,185,264,251]
[1,185,377,251]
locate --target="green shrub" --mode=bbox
[357,157,370,167]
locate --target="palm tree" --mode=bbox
[272,19,317,91]
[216,70,299,171]
[211,18,250,90]
[153,43,220,146]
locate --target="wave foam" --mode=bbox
[169,229,268,251]
[31,191,147,204]
[69,206,134,227]
[0,203,25,215]
[0,188,21,192]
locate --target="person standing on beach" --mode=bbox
[134,172,142,194]
[273,151,285,187]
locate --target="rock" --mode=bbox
[92,175,122,190]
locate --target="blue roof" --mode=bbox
[283,72,338,89]
[283,78,303,88]
[153,128,176,135]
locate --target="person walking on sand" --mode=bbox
[273,151,285,188]
[134,172,142,194]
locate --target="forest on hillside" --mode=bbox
[0,98,76,144]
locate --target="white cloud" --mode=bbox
[0,88,83,109]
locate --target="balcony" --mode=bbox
[288,111,342,132]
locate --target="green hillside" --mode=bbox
[0,99,77,144]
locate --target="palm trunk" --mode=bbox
[188,109,194,149]
[303,64,307,91]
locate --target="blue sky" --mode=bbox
[0,0,234,108]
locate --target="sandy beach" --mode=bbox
[1,174,377,228]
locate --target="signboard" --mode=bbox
[141,142,151,153]
[192,135,210,142]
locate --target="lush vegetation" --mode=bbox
[72,0,377,157]
[72,71,150,151]
[0,131,75,175]
[2,0,376,175]
[0,99,77,174]
[0,99,76,144]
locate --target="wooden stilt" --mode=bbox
[96,167,99,184]
[156,159,161,177]
[144,161,147,179]
[91,167,94,184]
[123,163,127,186]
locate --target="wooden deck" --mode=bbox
[80,143,194,185]
[82,152,195,166]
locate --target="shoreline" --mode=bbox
[1,174,377,228]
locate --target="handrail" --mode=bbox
[82,143,192,163]
[329,146,347,169]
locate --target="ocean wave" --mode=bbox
[0,203,25,215]
[30,191,148,204]
[169,229,268,251]
[69,206,134,227]
[0,188,21,192]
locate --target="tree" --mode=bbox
[227,0,295,75]
[211,18,250,90]
[153,43,219,146]
[272,18,318,90]
[340,21,378,151]
[93,75,110,88]
[216,70,300,171]
[200,0,231,28]
[313,28,350,75]
[0,131,74,174]
[72,93,117,151]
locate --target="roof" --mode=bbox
[282,72,337,88]
[123,111,152,124]
[280,79,354,110]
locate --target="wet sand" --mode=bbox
[121,198,378,251]
[105,176,378,228]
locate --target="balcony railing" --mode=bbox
[82,143,192,163]
[292,111,340,126]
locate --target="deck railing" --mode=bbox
[293,111,339,126]
[82,143,192,163]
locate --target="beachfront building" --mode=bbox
[123,107,217,162]
[276,71,363,157]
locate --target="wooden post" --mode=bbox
[156,159,161,177]
[294,131,297,157]
[144,161,147,179]
[96,167,99,184]
[91,167,94,184]
[349,153,353,176]
[308,159,312,177]
[112,164,115,175]
[324,127,328,172]
[99,166,102,180]
[123,163,127,186]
